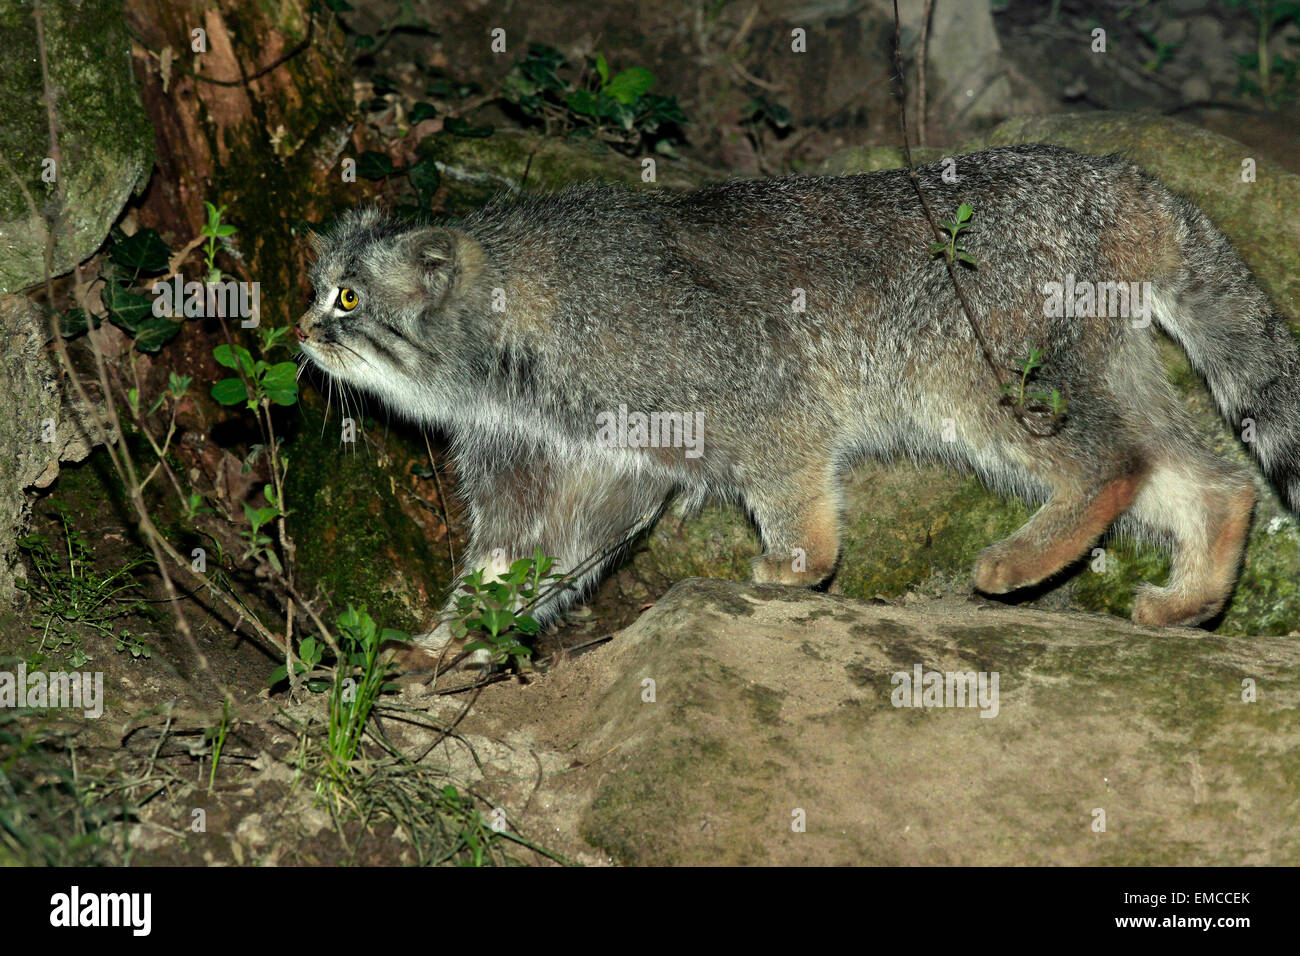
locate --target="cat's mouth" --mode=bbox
[298,337,373,386]
[294,317,332,365]
[296,337,339,373]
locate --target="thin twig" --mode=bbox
[124,14,315,88]
[918,0,933,147]
[890,0,1059,438]
[421,432,456,573]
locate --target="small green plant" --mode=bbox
[322,607,406,792]
[17,509,151,665]
[57,201,243,353]
[209,327,298,576]
[127,370,190,422]
[238,484,289,574]
[210,327,299,412]
[437,784,503,866]
[114,632,152,660]
[200,201,236,283]
[448,549,566,668]
[207,698,231,791]
[503,44,687,154]
[1001,347,1068,418]
[270,606,408,797]
[930,203,977,268]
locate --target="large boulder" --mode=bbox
[894,0,1033,129]
[0,296,113,603]
[0,0,149,602]
[0,0,153,294]
[466,579,1300,865]
[424,127,701,210]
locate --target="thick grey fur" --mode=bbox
[299,144,1300,647]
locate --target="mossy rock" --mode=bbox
[0,0,153,294]
[578,579,1300,865]
[423,127,701,213]
[621,458,1298,636]
[0,296,110,603]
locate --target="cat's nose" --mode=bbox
[294,325,306,342]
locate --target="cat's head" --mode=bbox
[297,207,486,404]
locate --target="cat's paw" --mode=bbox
[413,624,494,672]
[972,543,1045,594]
[750,554,833,588]
[1131,584,1220,628]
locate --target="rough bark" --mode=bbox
[123,0,352,324]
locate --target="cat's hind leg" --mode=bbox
[962,394,1152,596]
[1117,430,1256,628]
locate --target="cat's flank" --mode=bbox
[298,144,1300,660]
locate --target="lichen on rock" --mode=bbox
[0,0,153,294]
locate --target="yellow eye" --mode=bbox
[338,287,359,311]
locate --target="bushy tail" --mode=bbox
[1154,200,1300,511]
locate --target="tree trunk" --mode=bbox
[123,0,352,327]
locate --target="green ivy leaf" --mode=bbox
[407,155,441,203]
[604,66,655,105]
[59,308,93,337]
[109,228,171,275]
[133,316,181,353]
[355,151,394,179]
[410,101,438,122]
[102,282,154,333]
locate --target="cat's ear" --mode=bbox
[406,227,482,302]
